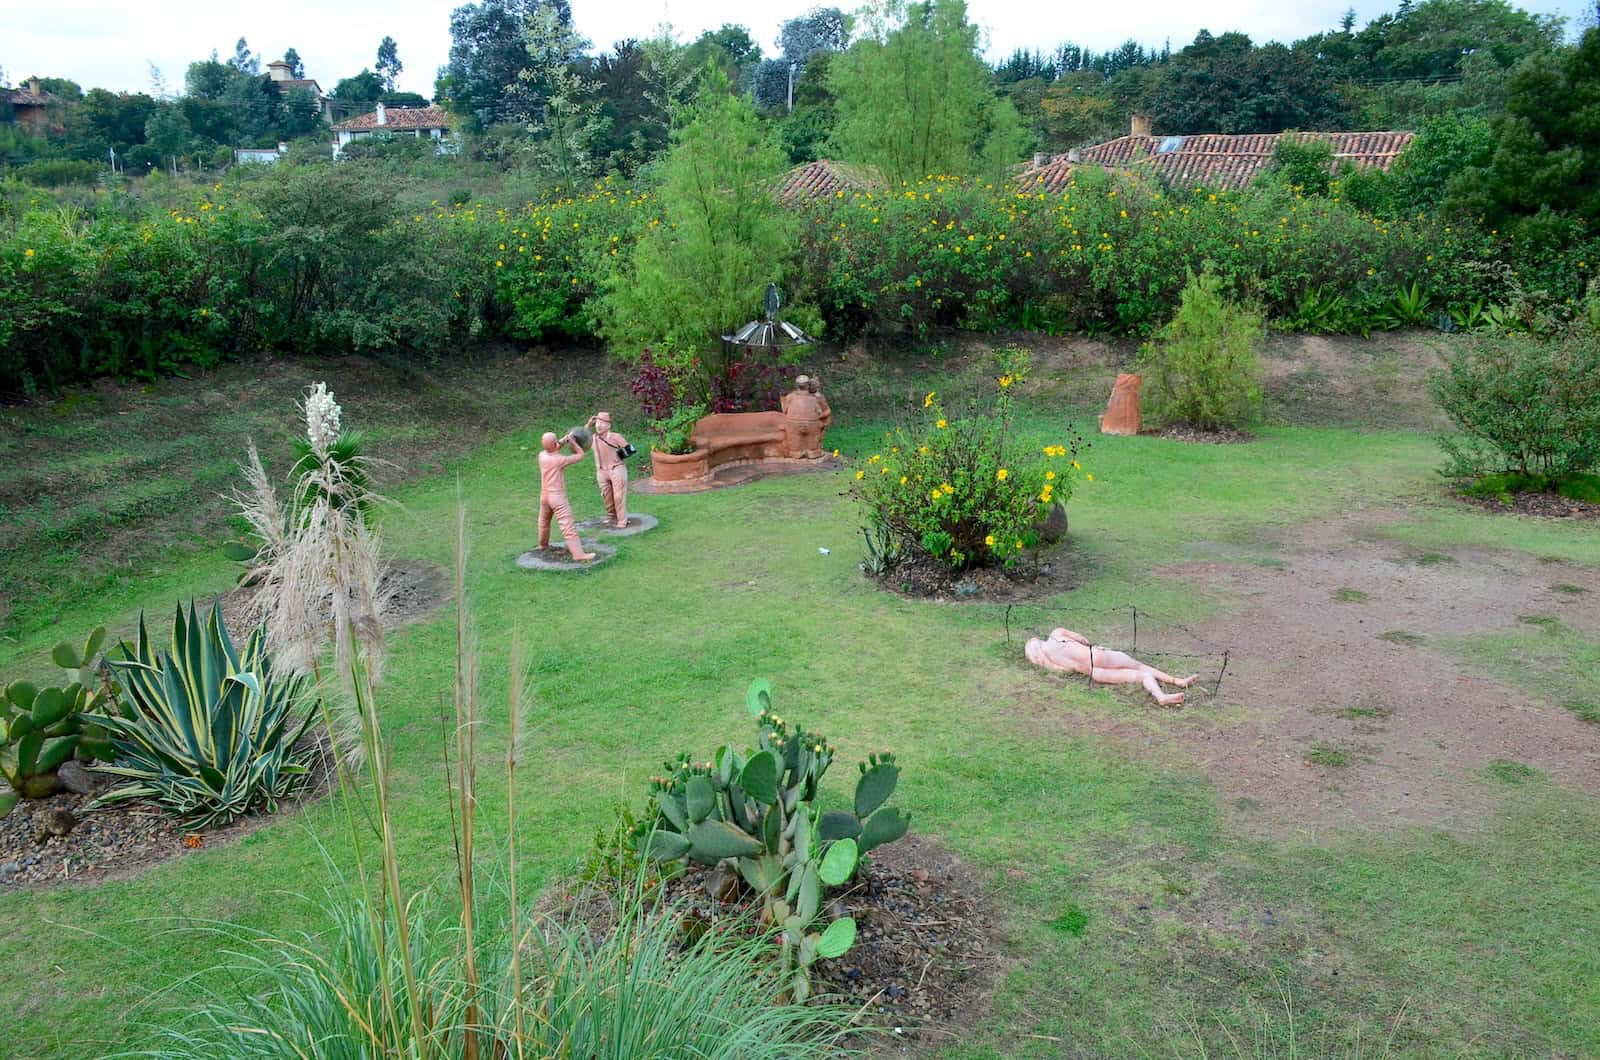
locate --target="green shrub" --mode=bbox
[639,679,909,1001]
[854,348,1083,570]
[1433,329,1600,479]
[1138,268,1265,431]
[91,602,317,826]
[1,628,117,816]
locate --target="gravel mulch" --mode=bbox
[1152,424,1254,444]
[1457,489,1600,520]
[868,548,1078,603]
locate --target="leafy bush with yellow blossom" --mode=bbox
[853,348,1085,571]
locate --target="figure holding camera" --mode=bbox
[537,429,594,562]
[586,411,635,529]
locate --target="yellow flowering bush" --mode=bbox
[853,348,1085,571]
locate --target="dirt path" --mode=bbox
[1149,516,1600,832]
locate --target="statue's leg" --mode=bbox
[1092,665,1185,707]
[537,499,553,549]
[598,476,617,524]
[552,499,591,560]
[613,469,628,527]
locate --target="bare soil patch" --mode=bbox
[0,735,334,890]
[1151,424,1253,445]
[209,558,450,640]
[1156,524,1600,830]
[549,836,1000,1047]
[870,547,1079,603]
[1011,514,1600,833]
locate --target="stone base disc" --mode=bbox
[635,456,843,495]
[575,512,658,536]
[515,541,617,571]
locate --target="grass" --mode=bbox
[1333,587,1370,603]
[2,345,1599,1057]
[1305,743,1353,768]
[1441,619,1600,727]
[1377,630,1425,646]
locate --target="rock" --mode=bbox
[35,808,79,843]
[56,761,96,795]
[1033,502,1068,545]
[954,581,979,596]
[1099,372,1142,435]
[706,862,741,904]
[0,861,18,878]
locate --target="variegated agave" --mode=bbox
[91,601,317,827]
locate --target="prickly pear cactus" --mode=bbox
[0,627,119,817]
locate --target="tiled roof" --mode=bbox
[1015,131,1416,193]
[333,105,451,132]
[776,160,882,203]
[6,87,55,107]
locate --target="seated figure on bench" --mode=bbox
[1025,627,1198,707]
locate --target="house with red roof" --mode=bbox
[331,103,455,159]
[4,78,61,135]
[1014,117,1414,193]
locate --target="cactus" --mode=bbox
[638,680,911,1000]
[0,627,119,818]
[817,751,911,855]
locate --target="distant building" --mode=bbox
[4,78,60,135]
[266,60,334,124]
[775,160,882,203]
[1014,117,1416,192]
[234,142,289,165]
[331,103,455,159]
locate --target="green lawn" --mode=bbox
[2,350,1597,1057]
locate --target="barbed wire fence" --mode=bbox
[1002,601,1233,699]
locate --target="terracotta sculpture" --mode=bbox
[586,411,631,529]
[1099,373,1142,435]
[780,376,825,459]
[1025,627,1198,707]
[807,375,832,433]
[537,430,595,562]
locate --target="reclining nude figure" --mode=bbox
[1025,628,1199,707]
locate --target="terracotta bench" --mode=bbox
[651,411,823,483]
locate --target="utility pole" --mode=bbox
[787,62,797,112]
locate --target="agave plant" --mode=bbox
[90,601,317,827]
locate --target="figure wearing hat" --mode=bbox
[585,411,632,529]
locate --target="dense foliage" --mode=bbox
[1433,326,1600,481]
[853,349,1085,571]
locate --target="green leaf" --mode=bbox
[686,819,764,860]
[5,681,38,712]
[51,642,80,670]
[816,916,856,959]
[859,806,910,853]
[685,775,715,823]
[739,750,779,805]
[761,802,783,853]
[30,688,70,727]
[644,829,691,861]
[819,837,859,886]
[655,792,689,832]
[746,678,773,718]
[221,541,258,562]
[16,731,43,774]
[82,627,106,663]
[0,790,19,819]
[37,736,77,774]
[797,864,820,922]
[818,810,862,841]
[854,760,900,818]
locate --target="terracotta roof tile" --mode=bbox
[6,87,56,107]
[776,160,883,203]
[1015,131,1416,193]
[332,105,452,132]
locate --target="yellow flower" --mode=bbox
[985,534,995,547]
[881,466,889,474]
[856,470,865,480]
[1039,490,1051,502]
[936,419,947,429]
[998,374,1013,387]
[832,449,840,457]
[24,248,35,257]
[1366,268,1375,276]
[1071,460,1080,469]
[930,488,941,501]
[1015,540,1024,550]
[996,468,1009,481]
[1086,473,1094,481]
[919,445,929,454]
[923,391,935,407]
[900,475,908,484]
[495,260,503,268]
[1045,470,1055,480]
[869,454,881,464]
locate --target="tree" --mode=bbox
[1462,27,1600,222]
[186,54,232,100]
[777,51,838,161]
[590,39,666,173]
[831,0,1003,185]
[516,6,605,189]
[686,25,762,93]
[229,37,259,76]
[280,87,324,139]
[145,105,192,173]
[333,69,385,103]
[1141,30,1347,133]
[34,77,83,101]
[756,7,847,111]
[376,37,403,91]
[284,48,306,79]
[442,0,571,129]
[602,64,794,370]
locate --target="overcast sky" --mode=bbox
[3,0,1590,98]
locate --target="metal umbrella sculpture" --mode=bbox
[717,284,812,411]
